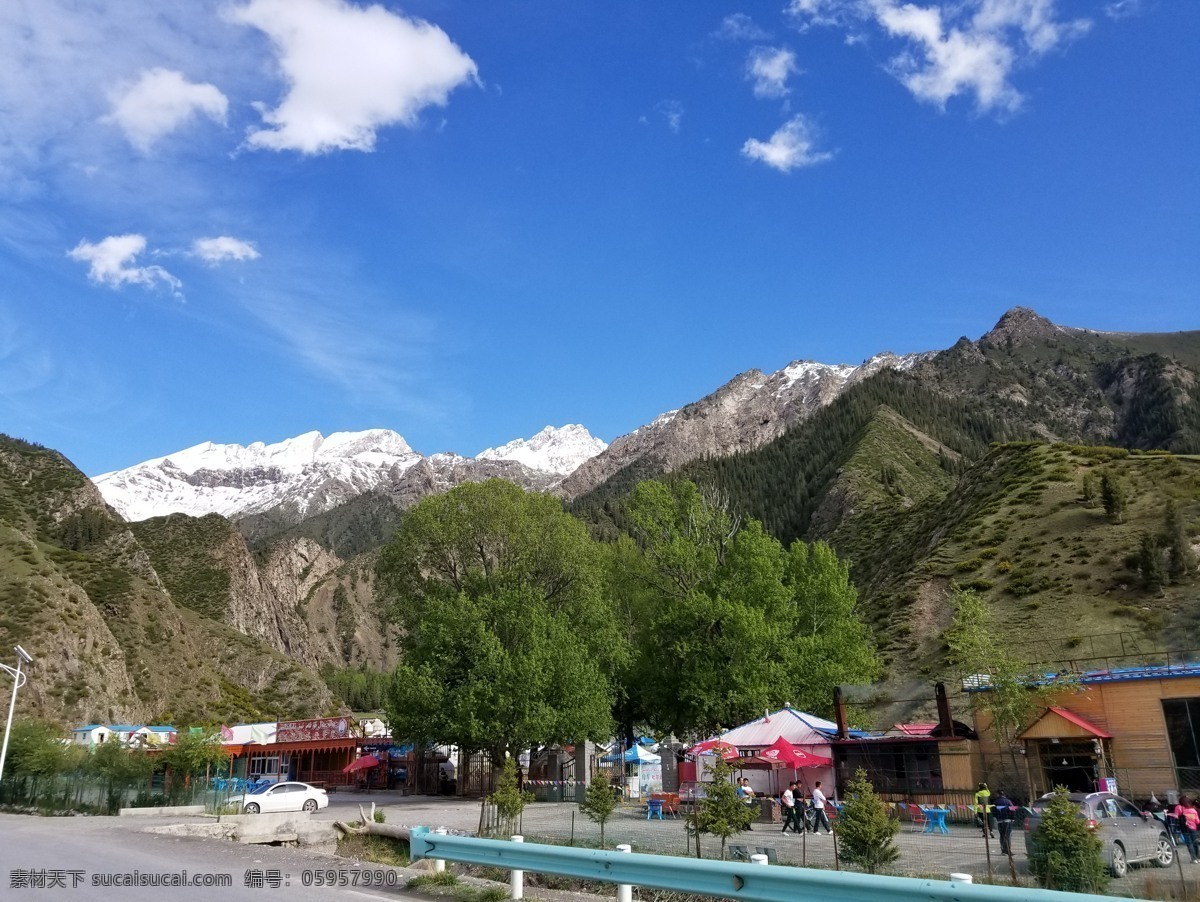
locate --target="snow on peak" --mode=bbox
[93,428,421,522]
[475,424,607,476]
[778,360,856,388]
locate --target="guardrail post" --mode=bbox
[950,873,972,885]
[750,854,768,866]
[434,827,448,873]
[616,844,632,902]
[511,835,524,899]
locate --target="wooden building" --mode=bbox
[972,662,1200,803]
[829,683,980,808]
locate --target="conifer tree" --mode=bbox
[836,769,900,874]
[1028,788,1108,892]
[578,774,617,848]
[1136,532,1164,592]
[1164,501,1197,581]
[689,759,754,860]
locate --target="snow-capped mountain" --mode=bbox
[476,424,608,475]
[557,351,926,500]
[94,425,608,524]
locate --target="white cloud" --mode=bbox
[785,0,854,29]
[655,100,684,133]
[227,0,479,154]
[191,236,261,264]
[741,115,833,172]
[789,0,1092,114]
[972,0,1091,56]
[715,13,771,41]
[747,47,800,99]
[105,68,229,153]
[873,1,1022,113]
[68,234,182,296]
[1104,0,1141,19]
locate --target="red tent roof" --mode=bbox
[689,738,738,759]
[759,735,832,768]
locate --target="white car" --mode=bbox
[231,781,328,814]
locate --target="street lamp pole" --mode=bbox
[0,645,34,785]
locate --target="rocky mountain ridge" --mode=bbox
[556,350,926,501]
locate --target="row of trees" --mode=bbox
[0,722,228,814]
[376,478,880,761]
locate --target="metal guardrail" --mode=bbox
[408,828,1122,902]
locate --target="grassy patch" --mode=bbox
[336,833,411,867]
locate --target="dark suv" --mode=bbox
[1024,791,1174,877]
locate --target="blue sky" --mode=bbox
[1,0,1196,477]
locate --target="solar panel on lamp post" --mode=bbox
[0,645,34,785]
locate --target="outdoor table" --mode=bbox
[921,806,950,834]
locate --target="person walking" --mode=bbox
[811,781,834,834]
[1173,796,1200,863]
[992,789,1016,855]
[780,781,799,833]
[974,782,995,838]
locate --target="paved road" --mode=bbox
[0,810,419,902]
[4,793,1197,900]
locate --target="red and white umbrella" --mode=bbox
[689,738,739,759]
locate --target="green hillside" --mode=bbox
[0,434,336,726]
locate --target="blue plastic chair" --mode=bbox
[647,799,664,820]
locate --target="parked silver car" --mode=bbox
[1023,791,1174,877]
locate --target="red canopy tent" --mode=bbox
[749,736,834,794]
[760,735,832,769]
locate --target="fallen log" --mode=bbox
[333,802,412,841]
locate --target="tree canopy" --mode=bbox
[619,480,879,737]
[377,480,622,757]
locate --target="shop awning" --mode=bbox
[342,754,381,774]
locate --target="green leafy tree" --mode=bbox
[783,540,880,716]
[378,481,622,762]
[0,721,70,806]
[836,769,900,874]
[1080,472,1098,508]
[578,774,618,847]
[1100,471,1127,523]
[621,480,877,736]
[945,588,1055,786]
[487,758,533,836]
[87,741,154,814]
[158,730,228,804]
[1028,788,1109,893]
[689,759,755,860]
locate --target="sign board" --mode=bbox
[1101,777,1118,795]
[276,716,354,743]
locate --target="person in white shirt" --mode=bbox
[811,781,833,834]
[780,782,798,833]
